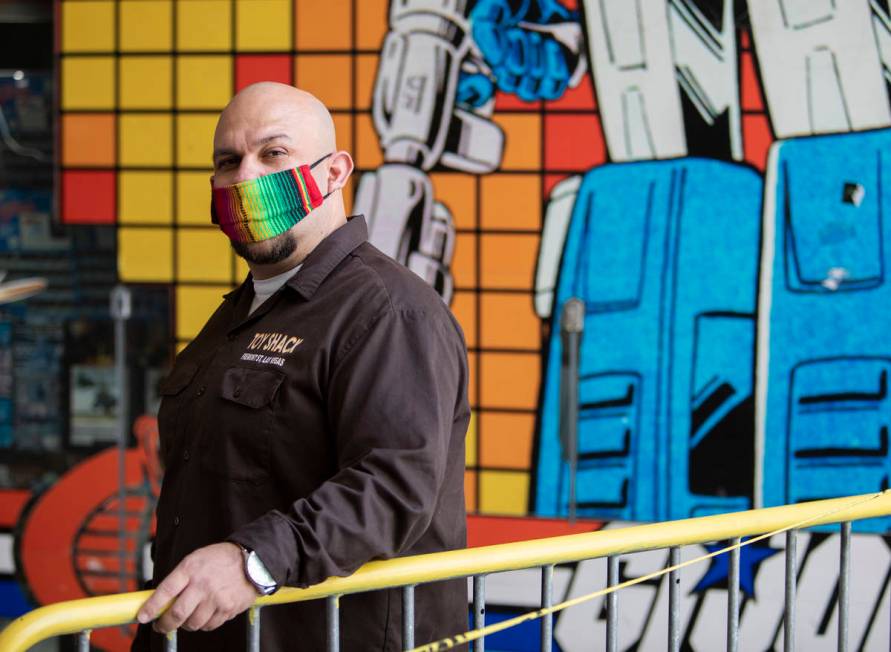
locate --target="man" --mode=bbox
[132,82,470,651]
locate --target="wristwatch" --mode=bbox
[239,545,279,595]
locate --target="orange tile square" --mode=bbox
[452,233,477,289]
[62,114,115,167]
[480,174,541,231]
[355,54,378,111]
[467,351,478,406]
[296,0,351,50]
[480,352,540,409]
[480,293,540,350]
[465,470,478,513]
[450,290,476,348]
[295,55,352,110]
[466,411,478,466]
[355,113,383,169]
[480,234,538,290]
[479,412,535,469]
[331,113,353,158]
[356,0,388,49]
[430,172,476,230]
[340,175,355,217]
[495,114,541,170]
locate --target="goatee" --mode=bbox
[231,231,298,265]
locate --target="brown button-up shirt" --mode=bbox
[134,216,470,651]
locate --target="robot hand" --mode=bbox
[464,0,586,104]
[373,0,505,173]
[354,164,456,303]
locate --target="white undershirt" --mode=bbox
[249,263,302,314]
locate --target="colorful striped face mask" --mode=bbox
[211,153,333,243]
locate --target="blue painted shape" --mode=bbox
[0,579,33,617]
[760,128,891,532]
[533,158,763,523]
[692,540,781,597]
[469,0,578,102]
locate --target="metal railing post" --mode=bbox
[560,298,584,523]
[327,595,340,652]
[728,539,740,652]
[839,521,850,652]
[165,630,177,652]
[403,584,415,650]
[473,574,486,652]
[607,555,619,652]
[247,606,261,652]
[77,629,90,652]
[541,565,554,652]
[668,547,680,652]
[110,285,132,595]
[784,529,798,652]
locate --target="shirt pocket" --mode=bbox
[157,361,199,467]
[200,366,284,483]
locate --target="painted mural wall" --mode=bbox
[5,0,887,649]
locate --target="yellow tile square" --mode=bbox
[296,0,351,50]
[120,114,173,167]
[176,114,218,167]
[177,56,233,109]
[119,0,172,52]
[295,55,351,110]
[176,228,232,282]
[62,1,114,52]
[355,54,378,111]
[356,0,388,50]
[495,114,541,170]
[176,284,229,340]
[465,411,478,466]
[119,172,173,224]
[120,56,172,109]
[61,56,115,110]
[118,227,173,282]
[479,471,530,515]
[236,0,291,51]
[355,114,383,169]
[234,253,250,283]
[177,0,232,51]
[176,171,214,225]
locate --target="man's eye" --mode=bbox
[217,159,236,169]
[266,150,286,158]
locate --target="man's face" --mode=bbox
[212,100,327,264]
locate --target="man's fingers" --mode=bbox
[137,571,189,624]
[201,609,231,632]
[154,585,203,633]
[183,600,217,633]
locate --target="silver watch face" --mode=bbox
[246,550,277,591]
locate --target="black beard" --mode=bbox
[230,231,298,265]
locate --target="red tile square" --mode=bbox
[494,90,541,112]
[62,170,116,224]
[544,113,605,170]
[543,173,571,198]
[545,74,596,111]
[743,114,773,172]
[235,54,292,92]
[740,51,764,112]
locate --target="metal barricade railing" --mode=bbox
[1,491,889,651]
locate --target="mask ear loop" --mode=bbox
[309,152,337,199]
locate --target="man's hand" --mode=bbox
[136,542,258,633]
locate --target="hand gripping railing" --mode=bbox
[1,491,889,652]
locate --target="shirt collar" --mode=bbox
[224,214,368,304]
[285,214,368,300]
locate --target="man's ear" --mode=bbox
[327,150,354,193]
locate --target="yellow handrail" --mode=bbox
[2,490,890,651]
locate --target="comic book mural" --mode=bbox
[1,0,886,649]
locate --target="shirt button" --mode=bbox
[233,387,242,398]
[196,385,206,397]
[183,449,190,461]
[173,516,181,526]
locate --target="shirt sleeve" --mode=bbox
[227,304,468,588]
